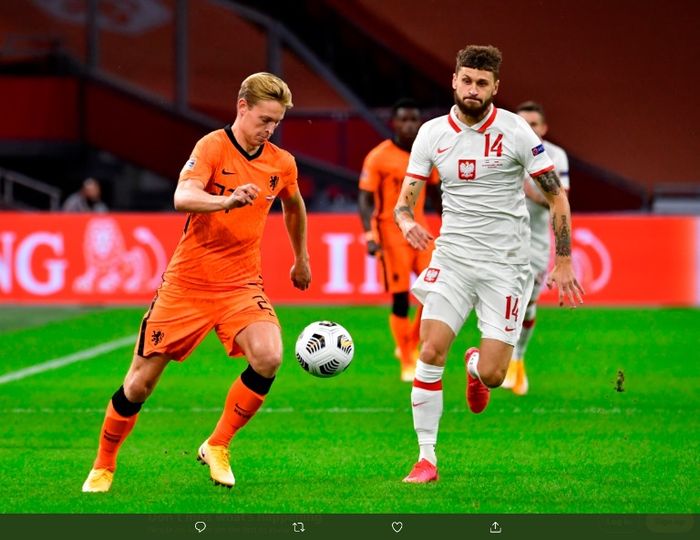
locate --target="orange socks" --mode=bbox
[390,314,414,369]
[93,401,138,472]
[208,376,266,447]
[410,305,423,349]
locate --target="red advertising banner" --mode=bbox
[0,213,697,306]
[0,214,180,304]
[537,215,698,306]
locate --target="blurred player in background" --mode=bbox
[394,45,583,483]
[82,72,311,492]
[62,177,108,212]
[501,101,571,395]
[358,98,441,382]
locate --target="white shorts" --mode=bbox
[529,244,550,277]
[412,251,534,346]
[528,266,547,305]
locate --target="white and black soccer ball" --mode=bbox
[295,321,354,378]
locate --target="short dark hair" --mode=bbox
[516,100,546,120]
[455,45,502,79]
[392,98,420,117]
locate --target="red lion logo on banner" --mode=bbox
[72,217,166,294]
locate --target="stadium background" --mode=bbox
[0,0,698,530]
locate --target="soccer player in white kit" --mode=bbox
[394,45,584,483]
[502,101,571,395]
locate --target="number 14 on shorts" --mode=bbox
[505,295,520,332]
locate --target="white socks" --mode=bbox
[514,320,535,359]
[419,444,437,465]
[466,350,481,381]
[412,360,444,466]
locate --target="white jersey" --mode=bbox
[525,140,570,272]
[407,105,555,265]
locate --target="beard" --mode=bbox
[453,91,493,121]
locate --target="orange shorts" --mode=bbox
[135,280,279,361]
[378,238,434,294]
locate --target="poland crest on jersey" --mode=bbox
[458,159,476,180]
[405,105,555,264]
[424,268,440,283]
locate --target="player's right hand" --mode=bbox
[223,183,260,209]
[366,239,381,256]
[400,220,434,251]
[291,258,311,291]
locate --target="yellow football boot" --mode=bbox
[82,468,114,493]
[197,439,235,488]
[502,358,519,389]
[512,360,529,396]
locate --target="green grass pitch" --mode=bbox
[0,305,698,514]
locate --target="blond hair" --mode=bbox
[238,72,293,109]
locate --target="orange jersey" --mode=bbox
[359,139,439,238]
[164,125,298,290]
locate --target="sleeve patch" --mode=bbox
[531,144,545,156]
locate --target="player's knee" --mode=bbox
[418,340,447,365]
[480,365,507,388]
[123,375,155,403]
[248,350,282,377]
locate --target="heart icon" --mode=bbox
[391,521,403,533]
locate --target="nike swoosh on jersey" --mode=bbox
[505,327,516,332]
[437,146,452,154]
[412,401,429,407]
[222,169,236,175]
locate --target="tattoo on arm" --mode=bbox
[393,204,414,224]
[553,213,572,256]
[535,170,561,195]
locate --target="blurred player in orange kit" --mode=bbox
[358,99,440,382]
[82,72,311,492]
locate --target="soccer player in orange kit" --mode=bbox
[82,72,311,492]
[358,99,440,381]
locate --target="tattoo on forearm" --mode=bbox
[536,170,561,195]
[393,204,414,224]
[553,213,571,256]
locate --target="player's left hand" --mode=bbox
[291,258,311,291]
[399,221,434,251]
[547,258,585,307]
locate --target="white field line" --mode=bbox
[2,405,644,416]
[0,335,136,386]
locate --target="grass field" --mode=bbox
[0,305,698,514]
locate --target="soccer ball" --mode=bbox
[295,321,354,378]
